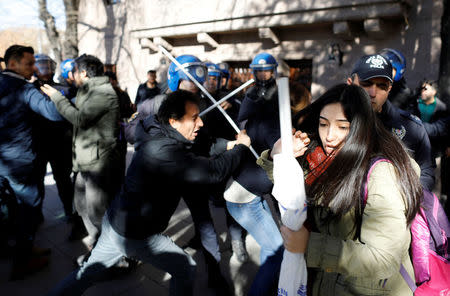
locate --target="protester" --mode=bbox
[41,54,124,262]
[124,55,243,293]
[46,90,251,296]
[0,44,64,279]
[348,54,435,191]
[414,79,450,204]
[134,69,160,107]
[225,52,283,296]
[259,84,421,295]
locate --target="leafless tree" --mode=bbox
[38,0,79,63]
[62,0,79,59]
[38,0,62,63]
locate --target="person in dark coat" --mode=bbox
[349,54,435,191]
[134,69,161,108]
[46,90,251,296]
[32,54,75,220]
[0,45,64,279]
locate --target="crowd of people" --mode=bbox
[0,43,449,296]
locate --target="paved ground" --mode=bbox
[0,147,264,296]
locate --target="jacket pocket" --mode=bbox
[75,141,99,166]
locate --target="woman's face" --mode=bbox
[319,102,350,156]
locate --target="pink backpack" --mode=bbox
[362,158,450,295]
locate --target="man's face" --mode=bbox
[255,70,273,82]
[8,52,37,80]
[170,101,204,141]
[73,67,87,87]
[147,72,156,83]
[352,75,392,113]
[421,83,436,101]
[204,75,219,92]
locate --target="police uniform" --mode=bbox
[379,100,435,191]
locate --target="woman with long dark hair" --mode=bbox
[258,84,421,295]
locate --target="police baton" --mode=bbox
[199,79,254,117]
[159,45,259,159]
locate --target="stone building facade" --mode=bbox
[78,0,442,100]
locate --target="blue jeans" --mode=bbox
[47,216,196,296]
[226,196,283,296]
[226,196,282,264]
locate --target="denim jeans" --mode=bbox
[226,196,282,264]
[47,216,197,296]
[226,196,283,296]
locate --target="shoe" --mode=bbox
[31,246,51,256]
[10,255,49,281]
[231,240,249,263]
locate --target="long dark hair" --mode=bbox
[297,84,421,226]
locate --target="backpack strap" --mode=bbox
[400,264,417,292]
[360,157,417,292]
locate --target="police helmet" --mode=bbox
[34,54,56,76]
[61,58,75,79]
[205,62,222,90]
[250,53,278,72]
[380,48,406,82]
[167,55,207,91]
[218,62,230,87]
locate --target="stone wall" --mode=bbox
[78,0,443,100]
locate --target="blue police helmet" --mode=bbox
[218,62,230,78]
[380,48,406,82]
[34,54,56,75]
[205,62,222,90]
[167,55,207,91]
[60,59,75,79]
[249,52,278,72]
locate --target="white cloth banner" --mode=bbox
[272,153,308,296]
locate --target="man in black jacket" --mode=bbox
[349,54,435,191]
[47,90,251,296]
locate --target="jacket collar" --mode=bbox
[79,76,110,91]
[2,70,27,81]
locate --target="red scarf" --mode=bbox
[305,146,335,186]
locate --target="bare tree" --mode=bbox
[62,0,79,59]
[38,0,79,62]
[38,0,62,64]
[439,0,450,107]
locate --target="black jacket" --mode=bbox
[107,115,248,239]
[134,83,161,107]
[233,81,280,196]
[379,100,435,191]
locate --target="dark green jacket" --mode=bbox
[50,76,121,173]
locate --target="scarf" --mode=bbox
[305,146,335,186]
